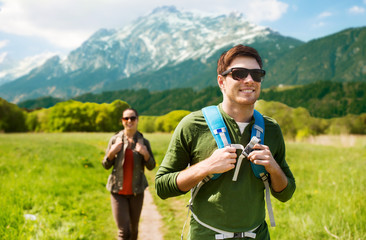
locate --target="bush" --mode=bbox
[0,98,27,132]
[155,110,191,133]
[139,116,158,133]
[26,99,129,132]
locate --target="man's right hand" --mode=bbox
[204,146,237,175]
[176,146,237,192]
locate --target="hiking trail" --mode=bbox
[138,188,163,240]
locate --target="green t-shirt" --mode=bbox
[155,105,296,239]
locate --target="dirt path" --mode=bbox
[138,188,164,240]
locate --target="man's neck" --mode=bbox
[222,101,254,123]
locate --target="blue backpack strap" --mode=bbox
[202,106,231,148]
[202,106,230,180]
[250,110,267,179]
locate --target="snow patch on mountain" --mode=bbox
[0,52,60,85]
[59,5,273,78]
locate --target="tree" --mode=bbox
[0,98,27,132]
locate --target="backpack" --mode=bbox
[182,106,275,239]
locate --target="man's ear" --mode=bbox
[217,75,225,89]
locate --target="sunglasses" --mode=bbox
[122,116,137,122]
[221,67,266,82]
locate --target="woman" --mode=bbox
[102,108,155,240]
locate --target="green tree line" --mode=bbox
[18,81,366,118]
[2,97,366,139]
[1,98,191,134]
[260,81,366,118]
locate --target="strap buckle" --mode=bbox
[260,172,269,182]
[233,232,245,238]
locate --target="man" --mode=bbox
[155,45,296,239]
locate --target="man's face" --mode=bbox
[218,56,261,107]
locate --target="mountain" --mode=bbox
[0,6,302,103]
[264,27,366,87]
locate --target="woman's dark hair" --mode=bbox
[122,108,139,118]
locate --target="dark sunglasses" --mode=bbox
[122,116,137,121]
[221,67,266,82]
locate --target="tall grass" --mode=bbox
[1,133,365,239]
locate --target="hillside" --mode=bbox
[264,27,366,88]
[260,81,366,118]
[18,81,366,118]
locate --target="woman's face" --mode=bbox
[121,109,138,131]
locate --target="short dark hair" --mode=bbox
[122,108,139,118]
[217,45,263,75]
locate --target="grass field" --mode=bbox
[0,133,365,239]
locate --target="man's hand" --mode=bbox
[176,146,237,192]
[247,144,280,174]
[248,144,288,192]
[204,146,237,175]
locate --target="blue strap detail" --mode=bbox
[202,106,231,148]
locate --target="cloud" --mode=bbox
[0,52,7,64]
[313,21,326,28]
[0,0,288,50]
[240,0,288,22]
[318,11,332,18]
[348,6,365,14]
[0,40,9,49]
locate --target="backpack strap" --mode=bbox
[202,106,231,148]
[202,106,231,180]
[250,110,267,179]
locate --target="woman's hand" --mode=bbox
[135,142,150,161]
[107,138,123,160]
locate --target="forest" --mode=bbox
[17,81,366,118]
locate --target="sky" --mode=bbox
[0,0,365,64]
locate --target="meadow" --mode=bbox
[0,133,365,239]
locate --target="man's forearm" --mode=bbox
[176,160,210,192]
[269,167,288,192]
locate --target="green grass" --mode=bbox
[1,133,365,239]
[0,133,115,239]
[269,140,366,239]
[146,134,366,240]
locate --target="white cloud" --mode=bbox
[0,40,9,49]
[0,0,95,49]
[239,0,288,22]
[348,6,365,14]
[0,0,288,50]
[0,52,7,64]
[313,21,326,28]
[318,11,332,18]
